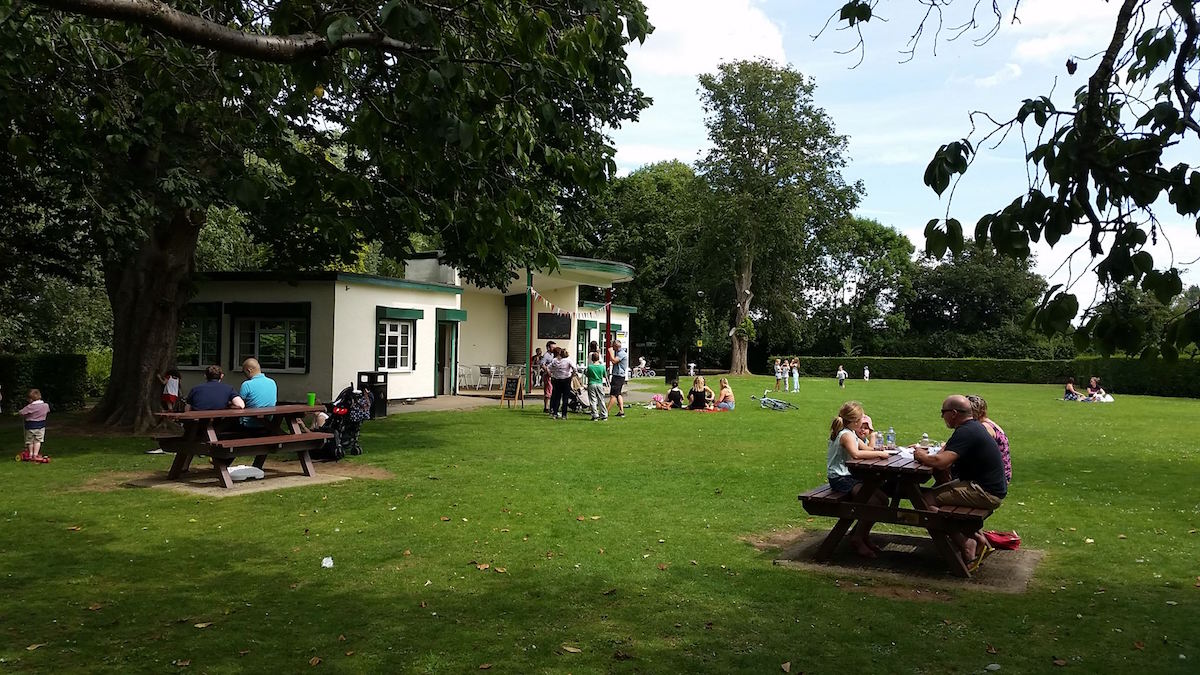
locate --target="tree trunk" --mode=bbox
[729,256,754,375]
[92,209,204,432]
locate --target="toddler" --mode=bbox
[18,389,51,463]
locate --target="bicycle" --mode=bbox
[751,390,798,411]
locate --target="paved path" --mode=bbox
[385,378,663,415]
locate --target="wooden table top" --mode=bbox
[847,452,933,476]
[156,404,323,421]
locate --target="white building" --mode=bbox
[176,256,635,402]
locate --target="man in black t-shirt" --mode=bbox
[915,394,1008,564]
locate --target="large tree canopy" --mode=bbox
[827,0,1200,358]
[696,59,862,374]
[1,0,651,430]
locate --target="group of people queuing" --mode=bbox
[1063,376,1113,402]
[826,393,1010,570]
[653,376,735,411]
[538,338,628,421]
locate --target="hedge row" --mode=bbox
[0,354,88,413]
[768,356,1200,399]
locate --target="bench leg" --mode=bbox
[931,530,972,578]
[815,517,855,561]
[167,452,191,479]
[212,457,234,489]
[252,454,268,470]
[298,450,316,477]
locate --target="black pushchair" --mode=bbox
[565,380,591,414]
[311,385,373,461]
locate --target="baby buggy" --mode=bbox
[311,385,373,461]
[564,379,591,414]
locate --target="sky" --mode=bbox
[608,0,1200,311]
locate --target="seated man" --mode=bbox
[239,357,278,432]
[914,394,1008,565]
[185,365,246,411]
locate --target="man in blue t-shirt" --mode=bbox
[606,339,629,418]
[239,358,278,429]
[185,365,245,411]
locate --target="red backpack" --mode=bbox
[983,530,1021,550]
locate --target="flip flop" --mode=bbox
[968,543,995,573]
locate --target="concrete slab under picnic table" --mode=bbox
[121,459,365,497]
[766,529,1044,594]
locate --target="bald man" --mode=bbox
[239,358,278,429]
[914,394,1008,562]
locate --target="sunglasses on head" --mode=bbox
[941,407,967,414]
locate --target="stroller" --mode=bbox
[311,385,373,461]
[562,376,591,415]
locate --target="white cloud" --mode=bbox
[614,142,703,171]
[1006,0,1120,63]
[628,0,786,77]
[973,63,1022,88]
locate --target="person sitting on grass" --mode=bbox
[666,380,684,409]
[826,401,892,557]
[18,388,51,463]
[687,376,714,411]
[914,394,1008,569]
[1063,377,1082,401]
[715,378,736,410]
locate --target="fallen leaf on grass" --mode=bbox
[657,563,669,571]
[614,650,632,660]
[419,601,427,608]
[690,560,698,565]
[1085,538,1095,544]
[1052,657,1068,666]
[290,583,299,590]
[26,644,46,651]
[309,656,322,666]
[1194,576,1200,588]
[337,635,346,642]
[576,516,586,521]
[403,549,412,556]
[88,603,104,611]
[345,651,355,656]
[495,567,507,573]
[194,622,212,629]
[173,659,191,667]
[602,588,617,596]
[440,517,451,522]
[942,619,953,625]
[1134,641,1145,650]
[781,661,791,672]
[479,664,492,669]
[239,649,251,656]
[67,526,81,531]
[986,644,998,654]
[477,563,490,571]
[562,645,582,653]
[1118,534,1127,539]
[500,528,509,533]
[590,515,601,520]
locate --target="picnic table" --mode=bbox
[798,452,995,578]
[156,405,331,489]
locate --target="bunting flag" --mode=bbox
[529,287,611,319]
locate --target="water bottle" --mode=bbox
[886,426,896,449]
[920,432,930,447]
[874,433,883,450]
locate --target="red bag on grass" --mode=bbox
[983,530,1021,550]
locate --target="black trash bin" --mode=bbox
[357,371,389,419]
[664,364,679,385]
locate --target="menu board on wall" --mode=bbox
[536,313,572,340]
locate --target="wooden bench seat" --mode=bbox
[215,432,330,450]
[798,484,850,502]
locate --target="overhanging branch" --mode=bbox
[32,0,438,63]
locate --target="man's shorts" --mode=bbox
[609,375,626,396]
[932,480,1003,510]
[24,427,46,445]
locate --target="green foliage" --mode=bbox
[827,0,1200,357]
[194,207,268,273]
[0,271,112,354]
[85,349,112,397]
[773,355,1200,397]
[0,353,88,412]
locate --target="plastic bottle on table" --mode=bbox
[886,426,896,449]
[920,432,929,447]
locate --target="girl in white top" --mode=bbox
[826,400,892,557]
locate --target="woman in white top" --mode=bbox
[827,400,892,557]
[548,348,578,419]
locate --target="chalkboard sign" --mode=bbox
[500,375,524,408]
[537,313,572,340]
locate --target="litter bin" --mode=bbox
[664,364,679,385]
[357,371,389,419]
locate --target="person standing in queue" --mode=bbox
[540,340,557,413]
[606,339,629,418]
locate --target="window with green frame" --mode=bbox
[235,318,307,372]
[177,316,220,368]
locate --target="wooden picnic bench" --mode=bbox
[156,404,331,489]
[798,453,994,578]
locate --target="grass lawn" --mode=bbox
[1,375,1197,673]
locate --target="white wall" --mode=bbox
[183,281,337,403]
[333,282,461,400]
[458,290,509,367]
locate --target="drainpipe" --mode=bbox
[605,287,613,353]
